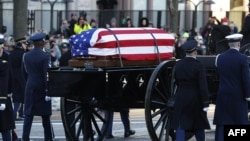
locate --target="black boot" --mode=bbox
[124,130,135,138]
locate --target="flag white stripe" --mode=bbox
[88,46,174,56]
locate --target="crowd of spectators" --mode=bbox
[174,16,239,58]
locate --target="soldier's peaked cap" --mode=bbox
[181,40,197,53]
[29,33,46,42]
[225,33,243,42]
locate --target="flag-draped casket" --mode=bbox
[69,27,175,61]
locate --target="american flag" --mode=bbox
[69,27,175,61]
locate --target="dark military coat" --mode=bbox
[9,47,26,103]
[0,59,15,131]
[22,47,51,116]
[240,14,250,47]
[0,50,12,94]
[171,57,210,130]
[213,49,250,125]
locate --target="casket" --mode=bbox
[68,27,175,67]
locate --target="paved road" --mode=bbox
[1,104,216,141]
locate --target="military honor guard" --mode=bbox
[214,33,250,141]
[0,34,16,141]
[22,33,54,141]
[171,40,211,141]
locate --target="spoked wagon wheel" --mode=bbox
[145,60,176,141]
[145,60,194,141]
[60,96,111,141]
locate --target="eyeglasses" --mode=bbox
[63,22,67,24]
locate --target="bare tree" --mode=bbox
[13,0,28,39]
[167,0,179,34]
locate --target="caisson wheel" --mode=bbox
[145,60,176,141]
[145,60,194,141]
[60,96,111,141]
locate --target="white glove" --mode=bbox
[0,103,6,111]
[246,97,250,101]
[45,96,51,101]
[203,107,209,112]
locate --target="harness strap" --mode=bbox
[143,28,161,63]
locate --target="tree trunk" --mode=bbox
[167,0,179,34]
[13,0,28,39]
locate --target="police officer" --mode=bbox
[0,34,15,141]
[214,33,250,141]
[171,40,211,141]
[22,33,53,141]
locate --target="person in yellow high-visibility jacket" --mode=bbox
[73,16,92,34]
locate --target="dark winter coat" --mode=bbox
[240,14,250,47]
[213,49,250,125]
[171,57,210,130]
[208,25,230,54]
[59,50,71,66]
[0,50,12,94]
[22,47,51,116]
[9,48,26,103]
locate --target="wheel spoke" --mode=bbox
[66,105,81,116]
[61,96,108,141]
[66,98,82,104]
[90,112,101,136]
[70,110,82,128]
[151,100,167,108]
[153,109,167,131]
[157,75,169,97]
[154,86,168,102]
[151,107,167,118]
[145,60,176,141]
[76,114,83,138]
[93,110,106,123]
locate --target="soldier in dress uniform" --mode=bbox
[213,33,250,141]
[0,34,15,141]
[22,33,54,141]
[171,40,211,141]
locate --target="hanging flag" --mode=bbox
[69,27,175,61]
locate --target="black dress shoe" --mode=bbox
[124,130,136,138]
[105,134,114,139]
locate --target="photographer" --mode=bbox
[44,39,61,68]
